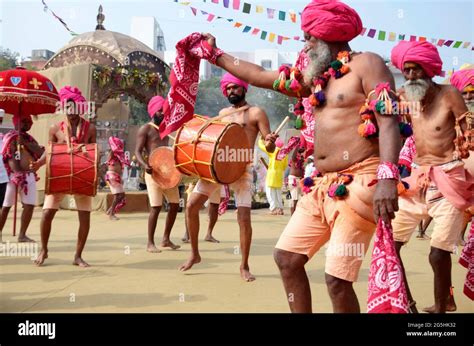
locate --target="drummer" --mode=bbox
[179,73,277,282]
[135,95,180,253]
[34,86,96,267]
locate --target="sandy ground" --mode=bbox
[0,207,472,313]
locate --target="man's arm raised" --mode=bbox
[204,34,311,98]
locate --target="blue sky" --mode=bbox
[0,0,472,79]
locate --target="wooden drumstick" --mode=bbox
[259,157,268,169]
[274,116,290,135]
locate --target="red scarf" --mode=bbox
[367,220,409,313]
[459,221,474,300]
[160,33,224,139]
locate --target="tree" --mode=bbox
[128,97,149,125]
[194,76,297,129]
[0,48,19,71]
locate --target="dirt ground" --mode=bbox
[1,207,472,313]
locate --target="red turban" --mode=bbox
[147,96,165,118]
[301,0,363,42]
[59,86,86,104]
[220,73,249,97]
[391,41,443,78]
[450,69,474,92]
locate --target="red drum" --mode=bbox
[174,115,251,184]
[46,143,99,196]
[149,147,181,189]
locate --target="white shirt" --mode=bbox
[0,134,9,184]
[304,162,316,178]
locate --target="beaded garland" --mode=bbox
[273,51,352,130]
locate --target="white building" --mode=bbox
[130,16,166,52]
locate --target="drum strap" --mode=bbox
[148,122,161,133]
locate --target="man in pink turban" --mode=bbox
[0,115,44,243]
[134,95,181,253]
[180,68,276,283]
[220,73,249,100]
[451,68,474,110]
[194,0,402,313]
[390,41,474,313]
[105,136,130,220]
[35,85,97,268]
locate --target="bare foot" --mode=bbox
[109,215,119,221]
[106,208,111,215]
[147,244,162,253]
[204,235,220,243]
[160,240,181,250]
[34,250,48,266]
[73,256,90,268]
[179,255,201,271]
[422,296,457,313]
[18,235,36,243]
[240,267,256,282]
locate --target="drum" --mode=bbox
[46,143,99,196]
[174,115,251,184]
[149,147,181,189]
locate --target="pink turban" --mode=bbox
[391,41,443,78]
[220,73,249,97]
[59,86,86,104]
[301,0,363,42]
[147,96,165,118]
[450,69,474,92]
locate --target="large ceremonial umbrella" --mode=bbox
[0,66,60,236]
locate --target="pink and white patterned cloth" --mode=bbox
[218,185,230,216]
[160,33,224,139]
[367,219,409,313]
[459,221,474,300]
[399,135,416,169]
[276,136,300,161]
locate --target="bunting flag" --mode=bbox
[176,2,473,50]
[42,0,78,36]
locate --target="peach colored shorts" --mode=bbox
[275,158,378,282]
[393,163,467,253]
[144,172,179,207]
[43,193,92,212]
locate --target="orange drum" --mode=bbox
[46,143,99,196]
[149,147,181,189]
[174,115,251,184]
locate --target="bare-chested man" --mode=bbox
[135,95,180,253]
[35,86,97,267]
[0,115,44,242]
[390,41,473,313]
[198,0,401,312]
[179,73,277,282]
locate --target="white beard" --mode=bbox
[304,40,333,85]
[403,79,430,102]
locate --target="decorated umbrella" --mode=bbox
[0,66,60,236]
